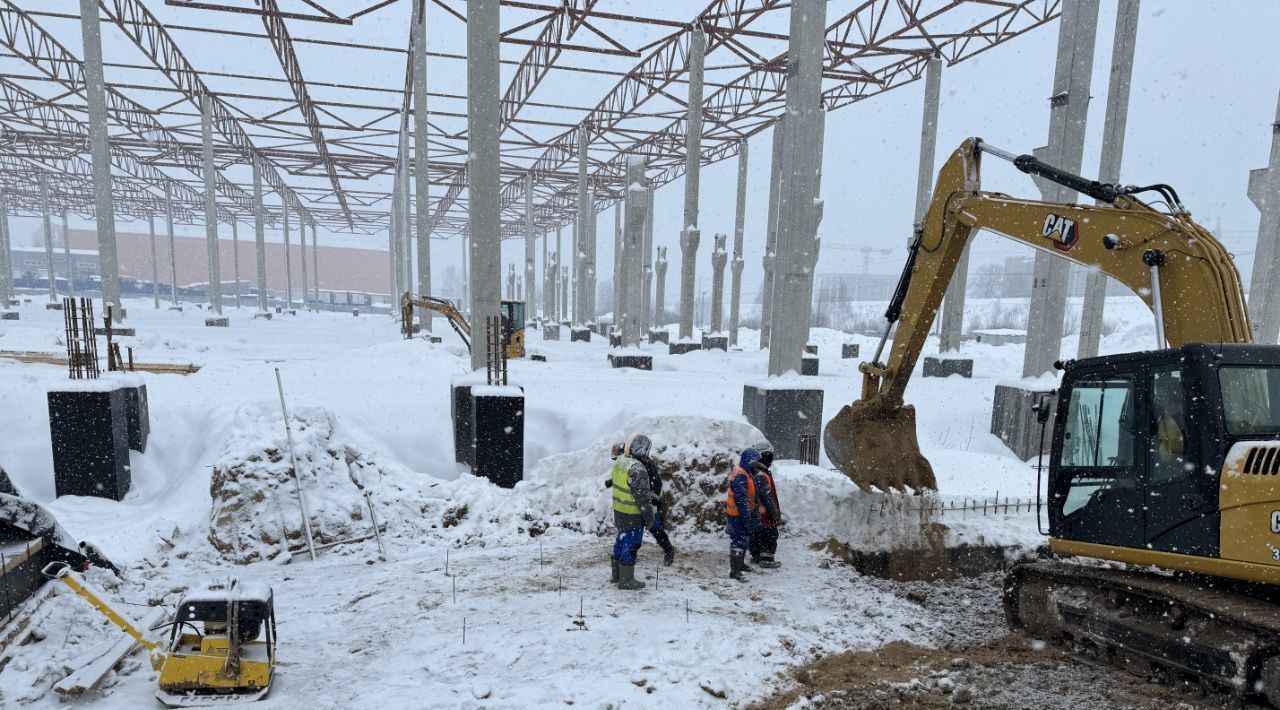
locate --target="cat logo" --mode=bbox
[1042,214,1079,252]
[1272,510,1280,534]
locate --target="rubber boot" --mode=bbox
[617,562,646,590]
[653,529,676,566]
[757,552,781,569]
[610,556,620,584]
[729,550,748,583]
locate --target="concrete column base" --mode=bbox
[1,312,18,321]
[205,317,229,327]
[428,336,443,344]
[648,330,670,345]
[48,387,131,501]
[45,302,63,310]
[542,324,561,341]
[923,357,973,378]
[842,343,860,359]
[352,309,360,317]
[991,384,1057,460]
[609,332,622,348]
[701,334,728,351]
[804,344,818,355]
[253,311,273,320]
[669,340,702,355]
[742,382,824,461]
[801,355,819,376]
[608,354,652,371]
[94,327,136,337]
[451,382,476,467]
[571,327,591,342]
[472,385,525,489]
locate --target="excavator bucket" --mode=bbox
[823,399,937,493]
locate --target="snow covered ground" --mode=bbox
[0,294,1163,708]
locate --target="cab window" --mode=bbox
[1150,368,1189,484]
[1058,377,1136,516]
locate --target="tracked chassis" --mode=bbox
[1005,561,1280,706]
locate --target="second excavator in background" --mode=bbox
[400,292,526,359]
[823,138,1280,705]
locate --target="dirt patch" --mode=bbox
[812,536,1044,582]
[752,634,1242,710]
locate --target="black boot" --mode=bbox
[618,562,646,590]
[610,556,620,584]
[653,529,675,566]
[757,553,781,569]
[730,550,748,582]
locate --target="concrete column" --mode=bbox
[387,221,396,300]
[1022,0,1100,377]
[524,173,535,318]
[560,265,568,321]
[311,222,319,303]
[655,246,668,324]
[642,184,654,331]
[252,160,267,313]
[165,181,178,306]
[0,191,13,308]
[575,127,589,325]
[678,27,705,340]
[399,142,413,293]
[1248,90,1280,342]
[710,233,727,332]
[39,174,55,301]
[461,232,469,310]
[390,168,403,298]
[543,232,553,319]
[565,218,573,320]
[1079,0,1140,357]
[61,210,74,298]
[299,211,309,306]
[79,0,121,320]
[584,191,597,322]
[507,264,516,300]
[283,199,293,309]
[613,202,622,324]
[767,0,827,376]
[621,157,647,345]
[729,141,748,345]
[468,0,501,371]
[148,213,159,309]
[231,219,241,308]
[201,94,222,314]
[759,124,783,349]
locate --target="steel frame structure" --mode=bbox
[0,0,1060,238]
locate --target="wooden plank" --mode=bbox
[54,607,165,696]
[0,351,200,375]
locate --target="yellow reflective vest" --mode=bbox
[611,456,640,515]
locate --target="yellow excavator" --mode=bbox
[43,562,276,705]
[400,292,526,359]
[824,138,1280,704]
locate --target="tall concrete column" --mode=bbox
[413,7,431,327]
[524,173,535,319]
[759,124,783,349]
[201,94,222,315]
[39,174,55,302]
[387,222,397,300]
[1022,0,1099,377]
[299,212,309,306]
[148,213,159,309]
[1248,89,1280,342]
[311,222,319,303]
[231,219,241,308]
[584,191,597,322]
[710,233,727,332]
[655,246,668,324]
[621,157,648,345]
[729,141,748,345]
[252,159,267,313]
[467,0,501,371]
[283,200,293,309]
[165,181,178,306]
[507,264,516,299]
[574,127,589,325]
[613,202,622,323]
[678,26,705,340]
[544,231,555,319]
[79,0,121,320]
[61,210,74,298]
[390,168,403,299]
[0,191,12,308]
[560,265,568,321]
[399,142,413,293]
[642,184,654,331]
[461,232,469,309]
[767,0,827,376]
[1079,0,1140,357]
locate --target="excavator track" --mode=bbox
[1005,560,1280,706]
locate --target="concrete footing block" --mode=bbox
[804,344,818,355]
[801,355,819,376]
[1,311,18,321]
[543,324,561,341]
[428,336,443,344]
[991,384,1057,460]
[669,341,702,355]
[701,334,728,351]
[742,382,824,462]
[205,317,229,327]
[47,386,131,501]
[94,327,136,337]
[352,309,360,317]
[471,385,524,489]
[973,330,1026,346]
[253,311,273,320]
[451,383,476,467]
[119,383,149,453]
[923,357,973,378]
[571,327,591,343]
[608,354,652,371]
[531,354,547,362]
[648,330,670,345]
[609,332,622,348]
[842,343,860,359]
[45,302,63,310]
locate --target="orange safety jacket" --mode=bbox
[725,465,757,517]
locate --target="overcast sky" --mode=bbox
[16,1,1280,301]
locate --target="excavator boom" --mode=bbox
[825,138,1251,492]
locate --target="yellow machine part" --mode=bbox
[506,327,525,359]
[159,635,272,693]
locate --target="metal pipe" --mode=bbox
[274,368,316,561]
[1146,250,1167,347]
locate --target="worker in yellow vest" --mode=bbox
[609,434,655,590]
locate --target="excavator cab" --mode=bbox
[500,300,526,359]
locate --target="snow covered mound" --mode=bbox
[208,404,387,563]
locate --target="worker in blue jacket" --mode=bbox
[725,447,762,582]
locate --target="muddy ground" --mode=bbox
[753,573,1265,710]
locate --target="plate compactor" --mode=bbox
[43,562,276,706]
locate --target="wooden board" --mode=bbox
[54,607,165,696]
[0,351,199,375]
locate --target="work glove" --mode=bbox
[603,478,612,489]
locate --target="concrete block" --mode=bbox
[428,336,443,344]
[669,341,702,355]
[609,332,622,348]
[47,387,131,501]
[275,306,282,314]
[119,384,149,453]
[973,329,1026,346]
[560,320,571,328]
[571,327,591,343]
[205,317,229,327]
[543,324,561,341]
[801,355,819,376]
[609,354,652,371]
[701,334,728,351]
[804,344,818,355]
[842,343,860,359]
[742,383,824,462]
[94,327,136,337]
[471,386,524,489]
[1,311,18,321]
[923,357,973,379]
[648,330,670,345]
[451,383,475,467]
[530,354,547,362]
[253,311,273,320]
[352,309,360,316]
[169,305,184,312]
[45,302,64,310]
[991,384,1058,461]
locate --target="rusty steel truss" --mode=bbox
[0,0,1060,238]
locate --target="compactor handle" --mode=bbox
[42,561,71,579]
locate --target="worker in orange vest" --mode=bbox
[749,441,783,569]
[725,447,762,582]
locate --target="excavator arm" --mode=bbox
[825,137,1251,493]
[401,292,471,350]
